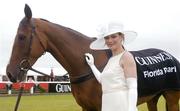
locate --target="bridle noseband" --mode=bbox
[19,59,31,72]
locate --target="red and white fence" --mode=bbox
[0,81,71,94]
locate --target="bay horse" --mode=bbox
[6,4,180,111]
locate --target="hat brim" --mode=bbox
[90,31,137,50]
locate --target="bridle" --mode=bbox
[18,20,53,78]
[19,20,43,71]
[14,20,52,111]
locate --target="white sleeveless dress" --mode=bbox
[100,52,128,111]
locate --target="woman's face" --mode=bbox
[104,33,124,51]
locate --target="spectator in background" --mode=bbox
[27,76,35,94]
[49,68,54,81]
[27,77,35,82]
[6,82,12,94]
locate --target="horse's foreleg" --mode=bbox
[146,94,161,111]
[163,90,180,111]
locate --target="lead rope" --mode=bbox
[13,67,54,111]
[14,83,24,111]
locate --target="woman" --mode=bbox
[85,22,138,111]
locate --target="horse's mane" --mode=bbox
[40,18,89,38]
[40,18,49,22]
[39,18,95,40]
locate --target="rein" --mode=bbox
[14,66,54,111]
[14,84,24,111]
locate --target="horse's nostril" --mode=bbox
[7,72,17,83]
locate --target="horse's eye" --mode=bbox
[18,35,26,41]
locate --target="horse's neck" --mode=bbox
[42,21,92,74]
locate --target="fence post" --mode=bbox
[30,86,34,94]
[7,83,12,95]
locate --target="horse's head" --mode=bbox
[6,4,47,82]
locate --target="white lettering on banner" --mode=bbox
[143,66,177,78]
[144,69,163,78]
[135,52,173,66]
[163,66,177,74]
[56,84,71,92]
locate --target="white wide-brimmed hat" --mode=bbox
[90,22,137,50]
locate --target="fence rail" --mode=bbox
[0,81,71,94]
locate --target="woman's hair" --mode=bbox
[118,32,125,49]
[118,32,124,37]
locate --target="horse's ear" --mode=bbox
[24,4,32,19]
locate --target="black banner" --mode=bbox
[131,48,180,97]
[48,83,71,93]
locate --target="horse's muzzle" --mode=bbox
[6,64,27,83]
[7,72,17,83]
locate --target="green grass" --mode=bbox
[138,96,166,111]
[0,94,173,111]
[0,94,81,111]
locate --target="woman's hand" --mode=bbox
[85,53,94,66]
[84,53,101,83]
